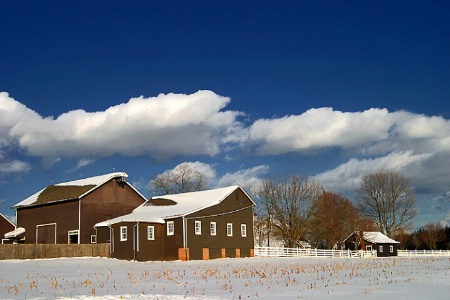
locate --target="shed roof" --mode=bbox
[96,185,254,226]
[363,231,400,244]
[13,172,135,208]
[343,231,400,244]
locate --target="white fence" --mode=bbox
[254,246,376,258]
[254,247,450,258]
[398,249,450,257]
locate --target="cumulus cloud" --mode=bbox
[1,91,245,161]
[313,151,433,193]
[248,107,450,156]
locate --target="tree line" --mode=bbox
[150,164,431,249]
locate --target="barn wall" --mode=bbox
[17,200,79,244]
[0,215,15,241]
[80,180,145,244]
[185,189,254,259]
[135,223,165,261]
[164,217,184,260]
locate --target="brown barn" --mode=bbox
[343,231,400,257]
[1,212,16,244]
[95,185,255,261]
[8,172,146,244]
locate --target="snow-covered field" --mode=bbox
[1,256,449,299]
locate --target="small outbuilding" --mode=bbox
[8,172,146,244]
[95,185,255,261]
[343,231,400,257]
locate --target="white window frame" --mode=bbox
[241,224,247,237]
[167,221,174,236]
[210,222,217,236]
[390,245,394,253]
[379,245,383,253]
[366,245,372,251]
[120,226,127,241]
[195,221,202,235]
[91,235,96,244]
[227,223,233,237]
[147,226,155,240]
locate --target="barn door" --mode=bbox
[36,223,57,244]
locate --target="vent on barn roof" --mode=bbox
[145,198,177,206]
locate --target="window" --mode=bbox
[227,223,233,237]
[68,230,79,244]
[91,235,96,244]
[390,245,394,253]
[147,226,155,240]
[366,245,372,251]
[379,245,383,253]
[167,221,174,236]
[120,226,127,241]
[210,222,217,236]
[195,221,202,235]
[241,224,247,237]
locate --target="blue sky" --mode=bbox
[1,0,449,229]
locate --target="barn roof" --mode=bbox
[95,185,254,226]
[12,172,135,208]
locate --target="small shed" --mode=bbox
[95,185,255,261]
[343,231,400,257]
[8,172,146,244]
[1,212,16,244]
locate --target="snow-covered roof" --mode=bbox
[96,185,254,227]
[363,231,400,244]
[4,227,25,239]
[13,172,130,208]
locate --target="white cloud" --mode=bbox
[313,151,433,193]
[248,108,450,157]
[1,91,245,161]
[214,165,270,191]
[151,161,269,193]
[0,160,31,174]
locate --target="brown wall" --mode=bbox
[184,189,254,260]
[110,222,165,261]
[17,200,79,244]
[79,180,145,244]
[0,215,15,241]
[17,179,145,244]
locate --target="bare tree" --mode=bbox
[420,222,445,250]
[150,163,208,195]
[356,170,416,236]
[309,191,374,249]
[256,175,322,248]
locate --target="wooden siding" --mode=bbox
[164,217,184,260]
[0,215,15,242]
[79,180,145,244]
[17,200,79,244]
[0,243,110,260]
[16,179,145,244]
[184,189,254,260]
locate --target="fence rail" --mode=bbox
[254,246,376,258]
[398,249,450,257]
[0,244,110,260]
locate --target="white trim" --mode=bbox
[36,223,57,244]
[210,222,217,236]
[167,221,174,236]
[147,225,155,240]
[241,224,247,237]
[195,221,202,235]
[120,226,127,241]
[227,223,233,237]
